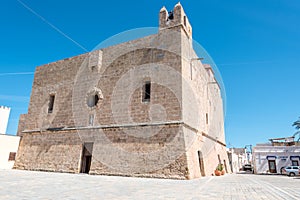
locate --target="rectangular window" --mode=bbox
[206,113,209,124]
[143,81,151,102]
[292,160,299,166]
[48,94,55,113]
[89,114,94,126]
[8,152,16,161]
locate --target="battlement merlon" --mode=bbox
[159,3,192,39]
[0,106,10,110]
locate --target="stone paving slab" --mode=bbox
[0,170,299,200]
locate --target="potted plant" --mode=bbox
[214,163,223,176]
[221,166,226,175]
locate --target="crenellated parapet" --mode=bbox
[159,2,192,39]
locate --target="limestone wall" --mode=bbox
[15,124,189,179]
[14,130,82,173]
[23,35,183,132]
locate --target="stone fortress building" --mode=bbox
[14,3,230,179]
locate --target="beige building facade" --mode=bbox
[14,3,230,179]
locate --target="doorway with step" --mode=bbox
[80,143,94,174]
[197,151,205,176]
[268,160,277,173]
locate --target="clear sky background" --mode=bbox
[0,0,299,148]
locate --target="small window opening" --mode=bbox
[87,94,99,108]
[8,152,16,161]
[89,114,94,126]
[143,81,151,102]
[168,11,174,20]
[206,113,209,124]
[91,65,96,71]
[292,160,299,166]
[48,95,55,113]
[184,16,187,26]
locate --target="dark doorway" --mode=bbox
[80,143,93,174]
[268,160,277,173]
[223,159,228,173]
[198,151,205,176]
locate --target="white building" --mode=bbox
[0,106,10,134]
[0,134,20,169]
[227,148,248,173]
[253,137,300,174]
[0,106,20,169]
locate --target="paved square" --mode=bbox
[0,170,299,199]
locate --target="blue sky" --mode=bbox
[0,0,299,148]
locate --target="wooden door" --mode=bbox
[268,160,277,173]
